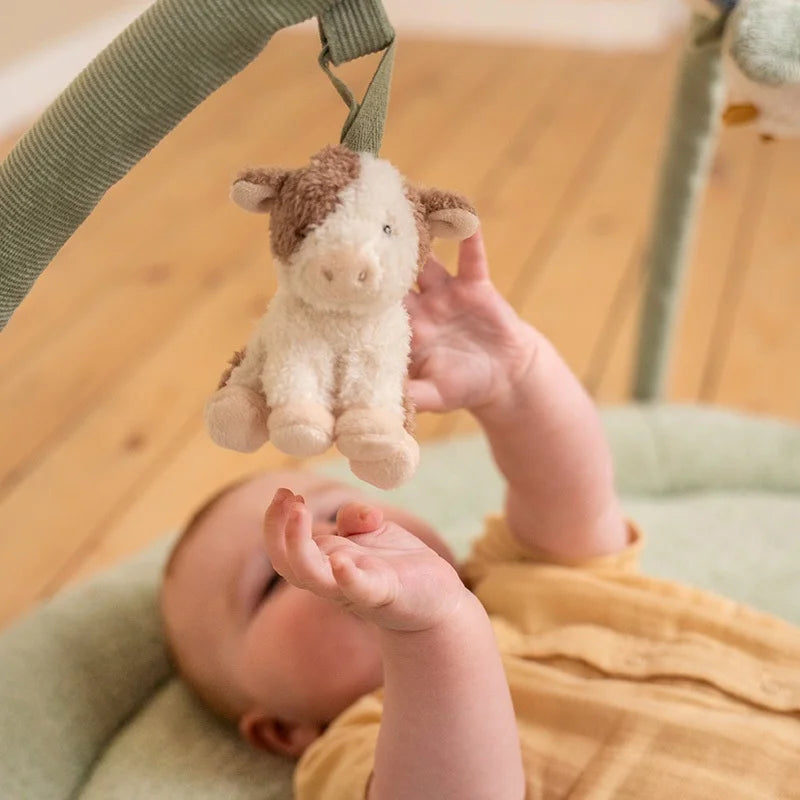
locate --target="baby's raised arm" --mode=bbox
[407,232,627,559]
[264,492,525,800]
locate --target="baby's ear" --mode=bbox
[230,167,292,213]
[417,188,479,240]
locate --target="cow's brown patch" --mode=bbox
[406,185,477,267]
[270,145,361,262]
[406,185,433,269]
[237,167,290,195]
[217,348,246,389]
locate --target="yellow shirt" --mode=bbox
[295,517,800,799]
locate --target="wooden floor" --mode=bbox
[1,31,799,628]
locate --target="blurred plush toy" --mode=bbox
[690,0,800,138]
[204,144,478,490]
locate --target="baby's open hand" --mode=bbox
[264,489,466,633]
[405,230,536,413]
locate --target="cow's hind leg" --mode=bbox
[205,346,270,453]
[335,408,419,490]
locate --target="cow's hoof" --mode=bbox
[269,402,334,457]
[349,433,420,490]
[205,385,269,453]
[335,407,407,461]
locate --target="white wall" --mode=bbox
[0,0,687,136]
[0,0,149,68]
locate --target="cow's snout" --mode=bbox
[319,249,378,294]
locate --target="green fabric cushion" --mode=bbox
[1,405,798,799]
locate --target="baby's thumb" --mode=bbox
[406,379,445,413]
[336,503,383,536]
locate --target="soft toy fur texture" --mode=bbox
[688,0,800,138]
[205,145,478,490]
[722,0,800,138]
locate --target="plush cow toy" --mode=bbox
[205,144,479,489]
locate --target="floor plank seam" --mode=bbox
[507,54,660,310]
[699,145,775,402]
[0,252,264,500]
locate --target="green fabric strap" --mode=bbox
[318,0,395,154]
[0,0,394,331]
[632,14,727,401]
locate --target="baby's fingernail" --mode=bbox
[296,495,306,504]
[357,505,375,521]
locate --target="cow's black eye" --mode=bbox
[383,224,393,235]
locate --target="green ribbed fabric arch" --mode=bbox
[0,0,395,330]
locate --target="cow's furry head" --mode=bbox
[231,145,479,314]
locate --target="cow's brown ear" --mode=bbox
[418,188,479,240]
[231,167,292,213]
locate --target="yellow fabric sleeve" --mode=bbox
[461,514,644,589]
[294,692,382,800]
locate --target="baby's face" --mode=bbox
[161,471,452,754]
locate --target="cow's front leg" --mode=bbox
[263,347,335,458]
[334,326,419,489]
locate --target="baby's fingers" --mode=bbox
[330,553,397,609]
[263,488,294,577]
[336,503,383,536]
[284,503,339,598]
[406,378,446,413]
[417,254,450,292]
[456,230,489,282]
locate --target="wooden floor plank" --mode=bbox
[0,254,269,626]
[668,131,766,401]
[514,48,672,380]
[482,49,639,299]
[711,141,800,418]
[698,144,774,402]
[60,428,295,589]
[591,259,646,403]
[0,223,263,492]
[594,127,765,402]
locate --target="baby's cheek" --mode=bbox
[285,594,382,704]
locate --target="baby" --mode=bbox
[161,233,800,800]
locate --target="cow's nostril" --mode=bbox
[323,270,334,282]
[358,270,368,282]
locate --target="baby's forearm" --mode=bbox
[473,326,627,558]
[369,591,524,800]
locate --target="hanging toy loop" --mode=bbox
[317,0,396,155]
